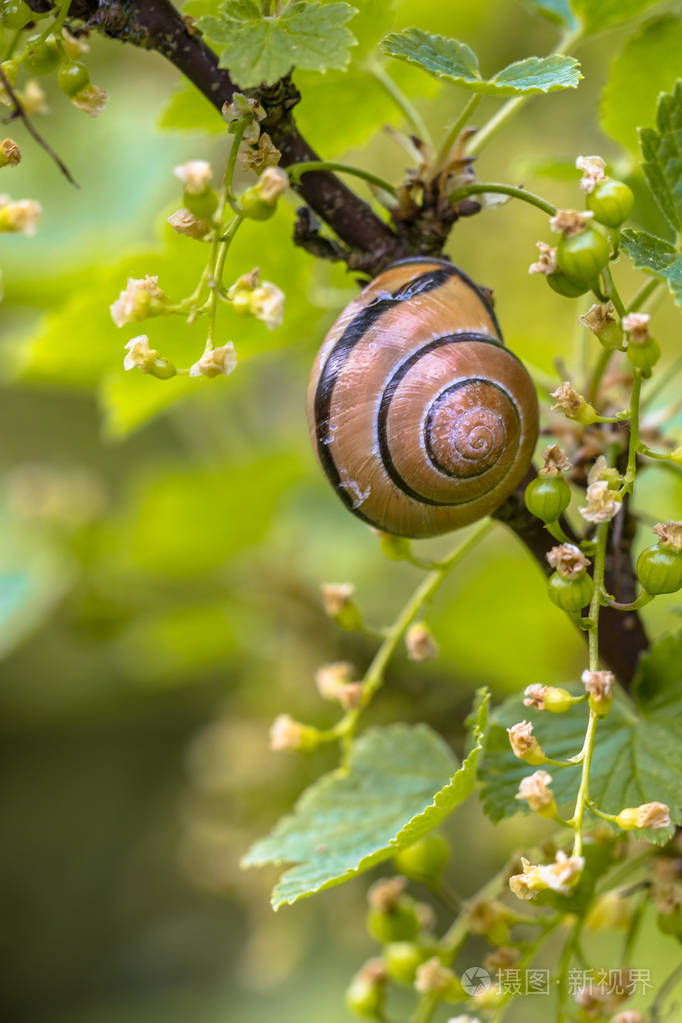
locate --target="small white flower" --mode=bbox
[0,195,41,236]
[547,543,590,580]
[515,770,554,811]
[249,281,285,330]
[174,160,212,195]
[320,582,354,618]
[653,520,682,552]
[622,312,650,343]
[256,166,288,202]
[528,241,557,276]
[189,342,237,379]
[579,480,621,523]
[110,275,167,327]
[509,851,584,900]
[576,155,606,194]
[123,334,158,372]
[269,714,316,752]
[581,669,614,702]
[405,621,439,661]
[167,208,210,239]
[549,208,594,235]
[17,80,49,115]
[71,83,108,117]
[0,138,20,167]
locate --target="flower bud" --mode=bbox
[579,302,623,349]
[0,138,20,168]
[515,770,557,817]
[509,851,584,900]
[507,721,547,765]
[174,160,212,196]
[623,313,659,377]
[110,276,169,327]
[315,661,354,700]
[414,957,463,1000]
[189,343,237,379]
[366,878,420,943]
[581,669,614,717]
[551,382,599,425]
[0,195,41,235]
[615,802,671,831]
[579,481,622,523]
[345,959,386,1018]
[464,899,513,946]
[122,335,175,378]
[320,582,363,630]
[547,543,590,580]
[405,621,439,662]
[167,208,210,239]
[269,713,320,752]
[241,167,288,220]
[523,684,574,713]
[584,890,633,932]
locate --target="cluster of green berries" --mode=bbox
[531,155,634,298]
[346,834,452,1018]
[0,8,95,101]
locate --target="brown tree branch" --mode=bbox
[0,65,78,185]
[24,0,650,684]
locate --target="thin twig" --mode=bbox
[0,66,78,186]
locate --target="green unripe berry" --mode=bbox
[392,833,450,884]
[626,336,660,378]
[147,357,177,380]
[367,900,420,943]
[345,974,385,1018]
[524,476,571,524]
[1,0,32,28]
[383,942,428,985]
[25,35,60,75]
[658,906,682,940]
[183,186,219,219]
[546,270,589,297]
[57,60,90,97]
[241,186,276,221]
[637,543,682,595]
[548,571,594,613]
[586,178,634,229]
[557,227,610,286]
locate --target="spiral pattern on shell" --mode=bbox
[307,258,539,538]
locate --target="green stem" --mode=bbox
[287,160,397,196]
[602,590,653,612]
[436,93,482,167]
[620,371,642,495]
[546,520,572,544]
[335,521,494,758]
[569,522,608,858]
[449,181,556,215]
[467,25,583,155]
[368,61,433,147]
[602,265,627,318]
[650,961,682,1022]
[627,275,662,313]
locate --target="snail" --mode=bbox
[307,257,539,538]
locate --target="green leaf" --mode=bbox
[478,632,682,845]
[198,0,358,89]
[487,55,581,96]
[381,28,480,85]
[572,0,661,34]
[601,16,682,154]
[380,28,580,95]
[639,80,682,232]
[243,690,489,908]
[521,0,577,30]
[158,81,225,134]
[621,228,682,307]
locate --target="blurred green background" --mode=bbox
[1,1,682,1021]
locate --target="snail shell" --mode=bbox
[307,257,539,538]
